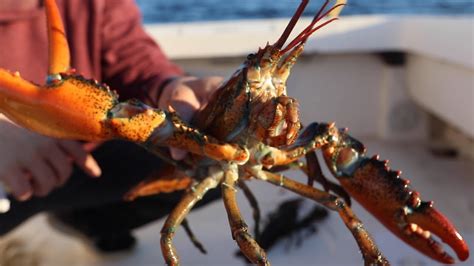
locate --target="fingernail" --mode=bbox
[18,191,32,201]
[86,156,102,177]
[92,166,102,177]
[170,148,187,161]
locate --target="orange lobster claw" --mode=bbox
[0,0,249,164]
[322,134,469,263]
[0,0,172,144]
[0,0,117,141]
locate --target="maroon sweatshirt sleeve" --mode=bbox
[99,0,183,105]
[0,0,180,105]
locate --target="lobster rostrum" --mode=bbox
[0,0,469,265]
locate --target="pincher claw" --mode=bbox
[321,130,469,264]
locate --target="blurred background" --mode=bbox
[136,0,474,23]
[1,1,473,265]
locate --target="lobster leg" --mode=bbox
[253,123,350,203]
[124,164,193,201]
[238,180,262,240]
[257,122,337,167]
[305,151,351,205]
[264,150,352,205]
[160,167,223,266]
[222,163,270,265]
[253,169,389,265]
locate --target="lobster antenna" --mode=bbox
[312,0,332,25]
[300,17,339,43]
[299,3,345,43]
[273,0,310,50]
[281,2,345,54]
[280,0,332,53]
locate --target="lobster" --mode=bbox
[0,0,469,265]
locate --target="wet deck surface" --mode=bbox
[1,140,473,266]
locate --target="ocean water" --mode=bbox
[136,0,474,24]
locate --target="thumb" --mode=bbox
[168,89,200,161]
[170,100,198,122]
[169,84,200,122]
[169,99,197,161]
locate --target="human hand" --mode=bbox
[0,115,101,201]
[158,76,223,160]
